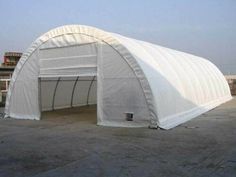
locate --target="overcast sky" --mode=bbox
[0,0,235,74]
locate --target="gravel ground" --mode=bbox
[0,99,236,177]
[0,107,4,112]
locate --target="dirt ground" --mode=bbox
[0,99,236,177]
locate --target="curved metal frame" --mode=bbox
[52,77,61,110]
[86,76,96,105]
[70,76,79,107]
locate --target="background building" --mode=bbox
[0,52,22,106]
[3,52,22,66]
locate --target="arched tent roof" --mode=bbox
[4,25,232,129]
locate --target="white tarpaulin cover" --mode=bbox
[4,25,232,129]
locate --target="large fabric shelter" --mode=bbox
[4,25,232,129]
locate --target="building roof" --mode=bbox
[4,52,22,57]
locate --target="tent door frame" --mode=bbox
[38,42,99,120]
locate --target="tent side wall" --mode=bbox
[112,34,231,129]
[146,45,232,129]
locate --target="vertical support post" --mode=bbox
[96,42,103,124]
[38,77,42,119]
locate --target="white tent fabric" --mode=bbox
[4,25,232,129]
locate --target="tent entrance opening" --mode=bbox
[39,76,97,122]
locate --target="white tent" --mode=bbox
[4,25,232,129]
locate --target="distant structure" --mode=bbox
[225,75,236,95]
[3,52,22,66]
[0,52,22,106]
[0,52,22,79]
